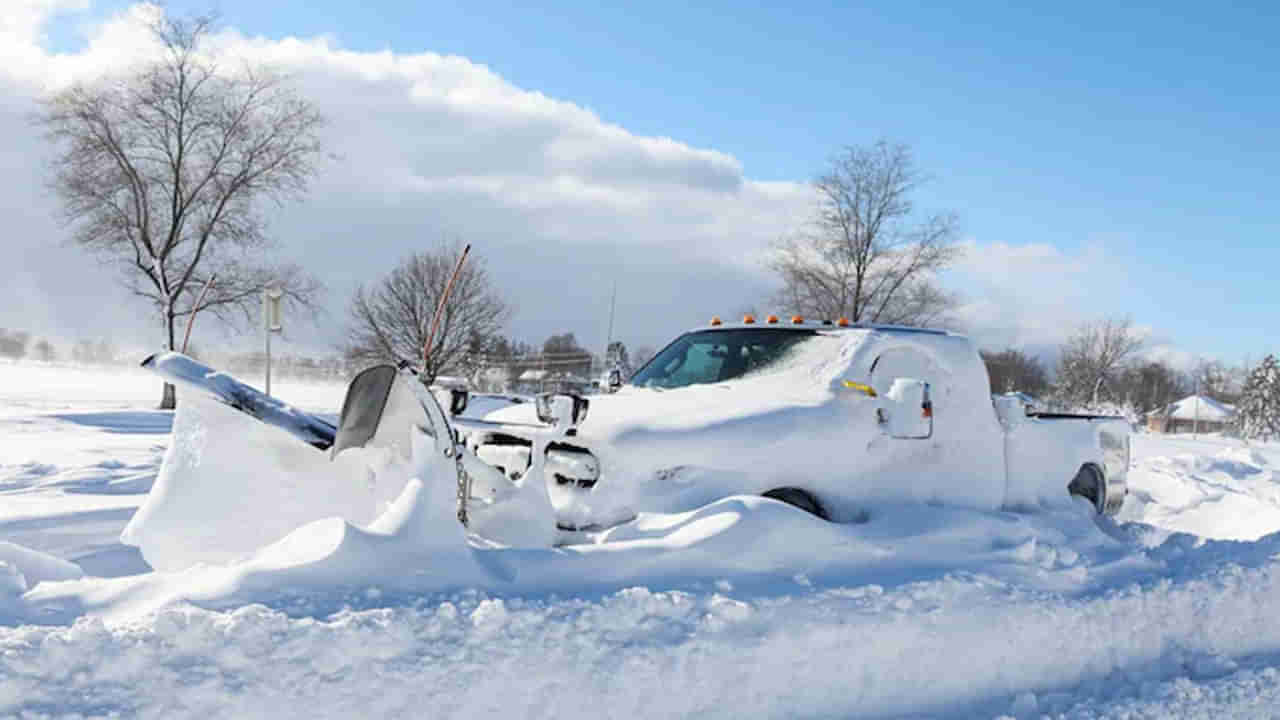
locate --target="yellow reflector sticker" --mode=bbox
[842,381,877,397]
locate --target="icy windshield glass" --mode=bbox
[630,329,816,389]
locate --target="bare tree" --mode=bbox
[1052,316,1145,410]
[33,339,57,363]
[0,330,31,361]
[34,13,325,408]
[1118,361,1189,415]
[344,242,510,383]
[769,141,962,326]
[980,348,1050,396]
[1189,359,1241,404]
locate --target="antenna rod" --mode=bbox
[604,280,617,364]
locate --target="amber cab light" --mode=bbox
[742,314,756,324]
[710,316,723,326]
[791,315,804,324]
[766,315,779,324]
[837,317,851,327]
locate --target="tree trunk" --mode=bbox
[160,308,177,410]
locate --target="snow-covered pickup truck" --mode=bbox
[137,320,1127,556]
[452,320,1129,540]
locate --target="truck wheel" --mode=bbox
[1067,463,1105,514]
[762,487,828,521]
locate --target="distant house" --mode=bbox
[1147,394,1235,433]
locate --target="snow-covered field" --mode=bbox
[4,361,1280,718]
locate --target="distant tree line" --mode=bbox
[0,329,32,361]
[979,315,1262,426]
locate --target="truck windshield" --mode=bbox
[630,329,816,389]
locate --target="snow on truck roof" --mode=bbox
[686,319,954,336]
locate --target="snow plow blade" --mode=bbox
[141,352,337,451]
[331,365,399,459]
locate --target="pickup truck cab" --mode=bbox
[457,321,1129,542]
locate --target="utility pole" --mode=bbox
[1193,378,1201,438]
[263,288,283,397]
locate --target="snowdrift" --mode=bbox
[120,389,426,571]
[1120,435,1280,540]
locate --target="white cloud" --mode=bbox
[945,240,1203,371]
[0,2,1188,370]
[0,0,88,46]
[947,239,1119,350]
[0,3,811,354]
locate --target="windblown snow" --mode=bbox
[5,361,1280,718]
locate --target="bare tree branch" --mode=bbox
[768,141,962,326]
[1051,316,1146,411]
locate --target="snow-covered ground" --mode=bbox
[4,361,1280,718]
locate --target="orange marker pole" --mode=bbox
[423,244,472,373]
[181,273,217,355]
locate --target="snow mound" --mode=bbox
[1215,446,1269,470]
[0,542,83,594]
[1120,436,1280,541]
[120,391,422,572]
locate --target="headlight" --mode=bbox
[545,444,600,488]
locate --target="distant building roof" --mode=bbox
[1164,394,1235,422]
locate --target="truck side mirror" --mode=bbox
[883,378,932,439]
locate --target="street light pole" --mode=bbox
[1193,379,1200,438]
[264,288,283,397]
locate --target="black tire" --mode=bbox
[1067,463,1104,514]
[762,487,828,521]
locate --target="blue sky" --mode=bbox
[28,1,1280,362]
